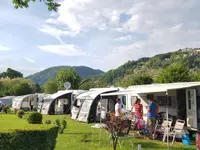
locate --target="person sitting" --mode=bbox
[130,98,143,119]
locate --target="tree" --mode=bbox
[0,68,23,79]
[12,81,32,96]
[0,78,37,96]
[132,76,153,85]
[104,118,131,150]
[79,79,94,90]
[56,68,81,90]
[43,79,58,94]
[156,64,192,83]
[12,0,61,11]
[35,83,41,93]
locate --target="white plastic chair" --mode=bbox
[163,119,186,146]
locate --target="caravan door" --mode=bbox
[186,89,197,128]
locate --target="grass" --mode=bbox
[0,114,197,150]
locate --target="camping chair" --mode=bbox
[163,119,185,146]
[115,120,133,148]
[153,118,173,140]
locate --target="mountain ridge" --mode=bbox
[26,66,104,85]
[27,48,200,86]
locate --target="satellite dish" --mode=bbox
[64,82,71,89]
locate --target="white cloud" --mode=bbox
[38,25,78,43]
[38,44,86,56]
[0,45,10,51]
[170,23,183,32]
[115,35,132,41]
[24,57,36,64]
[2,0,200,75]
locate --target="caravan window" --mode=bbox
[122,96,126,105]
[131,96,137,105]
[188,90,191,109]
[157,96,172,106]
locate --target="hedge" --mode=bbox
[0,126,58,150]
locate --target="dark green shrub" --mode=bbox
[55,119,61,127]
[0,126,58,150]
[27,112,43,124]
[60,119,67,134]
[62,119,67,129]
[17,110,25,118]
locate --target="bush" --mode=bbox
[17,110,25,118]
[62,119,67,129]
[27,112,43,124]
[60,119,67,134]
[55,119,61,127]
[0,126,58,150]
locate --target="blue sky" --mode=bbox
[1,0,200,76]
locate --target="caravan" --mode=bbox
[0,96,16,106]
[39,90,86,115]
[12,94,38,111]
[71,87,122,123]
[101,82,200,130]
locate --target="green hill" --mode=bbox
[26,66,104,85]
[26,48,200,87]
[91,48,200,87]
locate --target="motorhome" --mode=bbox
[101,82,200,130]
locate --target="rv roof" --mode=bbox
[127,82,200,93]
[77,88,119,100]
[101,82,200,96]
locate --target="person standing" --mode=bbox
[147,98,157,139]
[130,98,143,119]
[115,98,122,119]
[2,103,7,114]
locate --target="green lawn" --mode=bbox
[0,114,197,150]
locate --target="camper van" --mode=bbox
[39,90,86,115]
[71,87,122,123]
[101,82,200,130]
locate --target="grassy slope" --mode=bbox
[0,114,196,150]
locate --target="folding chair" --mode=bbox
[163,119,185,146]
[153,118,173,140]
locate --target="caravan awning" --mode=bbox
[45,90,87,100]
[77,88,119,100]
[100,90,138,97]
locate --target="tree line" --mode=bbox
[1,62,200,96]
[0,68,40,97]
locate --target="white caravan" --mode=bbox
[39,90,86,115]
[71,87,121,123]
[12,94,38,111]
[101,82,200,130]
[0,96,16,106]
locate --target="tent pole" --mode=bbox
[166,91,169,149]
[100,96,102,124]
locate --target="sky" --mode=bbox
[1,0,200,76]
